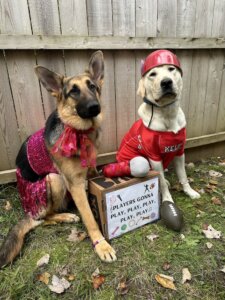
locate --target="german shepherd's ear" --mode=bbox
[35,66,64,97]
[88,51,104,86]
[137,78,146,98]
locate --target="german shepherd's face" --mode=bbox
[35,51,104,130]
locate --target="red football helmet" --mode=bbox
[141,50,182,76]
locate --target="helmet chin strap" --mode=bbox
[143,96,178,128]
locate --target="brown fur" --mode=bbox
[0,51,116,268]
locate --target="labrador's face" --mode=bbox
[137,64,183,107]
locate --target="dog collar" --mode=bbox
[143,97,178,108]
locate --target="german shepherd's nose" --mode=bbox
[77,100,101,119]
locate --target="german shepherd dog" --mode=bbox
[0,51,116,268]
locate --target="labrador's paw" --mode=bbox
[95,240,117,263]
[184,187,201,199]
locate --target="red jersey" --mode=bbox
[116,119,186,169]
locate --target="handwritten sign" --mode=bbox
[105,177,159,239]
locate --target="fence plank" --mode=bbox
[0,0,31,34]
[28,0,61,34]
[216,55,225,132]
[202,50,224,135]
[212,0,225,37]
[58,0,88,36]
[157,0,177,37]
[0,51,21,170]
[86,0,112,36]
[177,0,197,37]
[187,50,209,138]
[135,0,157,37]
[5,51,45,141]
[64,50,89,76]
[36,50,66,118]
[112,0,135,37]
[178,50,193,118]
[98,51,117,153]
[1,36,225,50]
[194,0,214,38]
[114,51,136,147]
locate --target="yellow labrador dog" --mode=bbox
[104,50,200,230]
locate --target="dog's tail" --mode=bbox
[0,217,42,268]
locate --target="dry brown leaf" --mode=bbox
[181,268,192,284]
[155,274,176,290]
[4,200,12,211]
[209,179,218,186]
[36,254,50,267]
[92,274,105,289]
[67,228,87,243]
[117,279,129,295]
[202,225,221,239]
[67,274,76,281]
[162,262,171,271]
[211,197,222,205]
[202,223,209,230]
[37,272,51,285]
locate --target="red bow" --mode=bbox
[51,126,96,168]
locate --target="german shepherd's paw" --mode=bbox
[60,213,80,223]
[95,240,117,262]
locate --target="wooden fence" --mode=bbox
[0,0,225,183]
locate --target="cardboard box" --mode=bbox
[88,171,160,240]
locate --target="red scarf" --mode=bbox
[51,126,96,168]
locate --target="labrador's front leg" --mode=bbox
[149,159,173,202]
[149,159,184,231]
[173,155,200,199]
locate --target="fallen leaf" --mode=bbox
[181,268,192,284]
[220,266,225,273]
[37,272,51,285]
[209,179,218,186]
[117,279,129,295]
[146,234,159,242]
[67,228,87,243]
[202,225,221,239]
[209,170,222,177]
[186,162,195,169]
[4,200,12,211]
[48,275,71,294]
[202,223,209,230]
[37,254,50,267]
[211,197,222,205]
[155,274,176,290]
[67,274,76,281]
[180,234,185,240]
[162,262,171,271]
[91,268,105,289]
[91,268,100,277]
[171,183,182,191]
[92,275,105,289]
[206,242,213,249]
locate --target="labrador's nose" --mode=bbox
[161,78,173,89]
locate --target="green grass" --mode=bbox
[0,157,225,299]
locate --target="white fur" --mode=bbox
[136,64,200,202]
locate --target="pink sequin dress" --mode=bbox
[16,128,57,217]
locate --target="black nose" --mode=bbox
[86,101,101,117]
[161,78,173,89]
[76,100,101,119]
